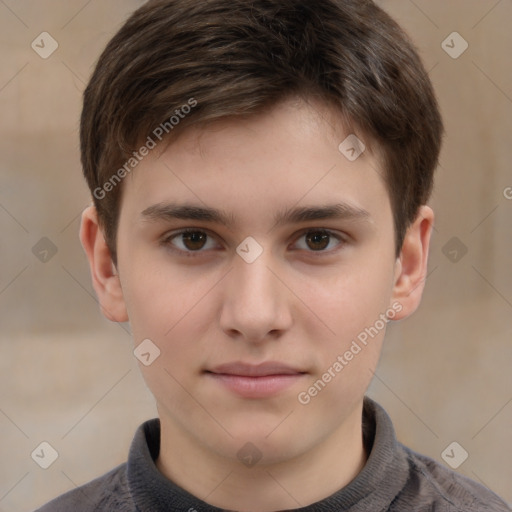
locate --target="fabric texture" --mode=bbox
[34,397,511,511]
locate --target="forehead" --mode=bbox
[119,98,390,231]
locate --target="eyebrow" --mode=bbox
[140,201,371,230]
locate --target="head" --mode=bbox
[81,0,443,265]
[79,0,443,483]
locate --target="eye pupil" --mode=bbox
[306,231,330,251]
[183,231,207,250]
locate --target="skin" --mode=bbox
[80,97,433,511]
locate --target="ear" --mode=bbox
[79,205,129,323]
[389,205,434,320]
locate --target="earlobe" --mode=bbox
[79,205,129,323]
[389,205,434,321]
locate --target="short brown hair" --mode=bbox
[80,0,443,264]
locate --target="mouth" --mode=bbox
[204,361,308,398]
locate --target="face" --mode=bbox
[112,98,405,465]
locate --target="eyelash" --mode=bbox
[161,228,347,258]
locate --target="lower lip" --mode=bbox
[206,372,305,398]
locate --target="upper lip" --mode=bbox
[207,361,306,377]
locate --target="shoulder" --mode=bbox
[33,463,135,512]
[398,443,511,512]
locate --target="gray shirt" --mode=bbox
[34,397,511,511]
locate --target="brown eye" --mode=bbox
[294,229,344,254]
[304,231,331,251]
[180,231,208,251]
[163,229,217,256]
[163,227,345,258]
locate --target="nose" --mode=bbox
[219,247,293,344]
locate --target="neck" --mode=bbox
[156,403,367,511]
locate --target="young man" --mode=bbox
[36,0,510,510]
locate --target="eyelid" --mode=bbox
[291,228,347,254]
[161,227,348,257]
[161,227,221,256]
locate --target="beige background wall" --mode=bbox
[0,1,511,510]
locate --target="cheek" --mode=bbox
[122,261,221,379]
[126,278,211,416]
[306,259,393,338]
[120,249,208,335]
[298,253,394,395]
[296,273,389,411]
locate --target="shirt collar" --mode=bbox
[127,396,408,511]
